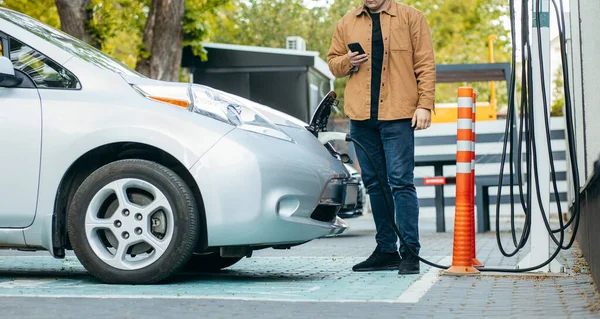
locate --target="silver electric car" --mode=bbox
[0,7,354,284]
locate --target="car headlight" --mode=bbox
[132,83,293,142]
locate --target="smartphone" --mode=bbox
[348,42,366,55]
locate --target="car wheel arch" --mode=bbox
[51,142,208,257]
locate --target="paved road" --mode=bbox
[0,215,598,318]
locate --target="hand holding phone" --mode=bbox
[347,42,368,67]
[348,42,366,55]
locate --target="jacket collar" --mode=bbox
[355,0,398,17]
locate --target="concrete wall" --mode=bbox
[569,0,600,289]
[571,0,600,181]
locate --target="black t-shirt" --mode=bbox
[369,12,384,120]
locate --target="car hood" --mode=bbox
[121,75,310,130]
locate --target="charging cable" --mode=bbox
[493,0,580,268]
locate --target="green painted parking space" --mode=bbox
[0,256,443,302]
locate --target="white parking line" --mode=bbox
[0,294,428,303]
[396,256,451,303]
[0,279,58,288]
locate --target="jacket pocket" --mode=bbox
[389,20,412,52]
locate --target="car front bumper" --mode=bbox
[189,125,351,247]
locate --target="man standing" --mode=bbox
[327,0,435,275]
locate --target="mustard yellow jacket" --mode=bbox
[327,1,436,120]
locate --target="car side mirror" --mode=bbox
[0,56,23,88]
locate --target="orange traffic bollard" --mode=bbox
[471,92,484,268]
[444,87,480,275]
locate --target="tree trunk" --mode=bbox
[54,0,98,48]
[135,0,185,82]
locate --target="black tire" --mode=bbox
[67,159,199,284]
[183,252,243,272]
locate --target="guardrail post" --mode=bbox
[444,87,480,275]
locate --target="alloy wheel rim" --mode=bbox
[84,178,175,270]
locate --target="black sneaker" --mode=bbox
[352,249,401,272]
[398,252,420,275]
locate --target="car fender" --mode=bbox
[24,119,233,252]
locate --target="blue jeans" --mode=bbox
[350,119,420,255]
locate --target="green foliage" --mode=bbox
[0,0,60,28]
[88,0,148,67]
[551,67,564,117]
[0,0,147,67]
[1,0,230,69]
[410,0,511,108]
[183,0,230,61]
[208,0,330,54]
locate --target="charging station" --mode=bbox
[516,0,563,274]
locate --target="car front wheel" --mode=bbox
[67,159,199,284]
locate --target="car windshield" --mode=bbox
[0,8,144,78]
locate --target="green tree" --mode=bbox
[413,0,511,108]
[1,0,229,80]
[183,0,233,60]
[208,0,329,54]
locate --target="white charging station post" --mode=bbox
[517,0,563,273]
